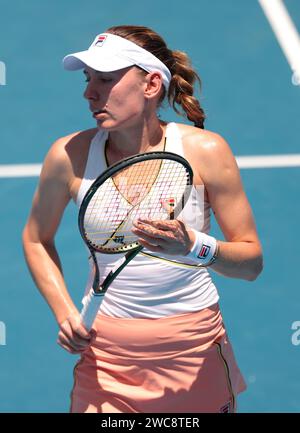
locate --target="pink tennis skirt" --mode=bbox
[70,303,246,413]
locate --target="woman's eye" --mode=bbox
[99,77,113,83]
[83,74,113,83]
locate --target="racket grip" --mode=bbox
[80,289,105,331]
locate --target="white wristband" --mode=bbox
[186,229,218,266]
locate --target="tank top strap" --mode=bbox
[76,128,108,207]
[77,123,186,208]
[165,122,185,157]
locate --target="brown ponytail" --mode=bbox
[168,50,205,129]
[106,25,205,128]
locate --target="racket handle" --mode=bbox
[80,289,105,331]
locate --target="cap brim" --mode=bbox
[63,48,134,72]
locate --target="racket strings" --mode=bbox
[113,159,163,205]
[84,158,191,252]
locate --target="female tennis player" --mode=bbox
[22,25,263,413]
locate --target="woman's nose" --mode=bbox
[84,81,98,100]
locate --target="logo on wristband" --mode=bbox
[197,244,211,259]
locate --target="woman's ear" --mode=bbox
[144,72,164,100]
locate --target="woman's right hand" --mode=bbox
[57,315,96,354]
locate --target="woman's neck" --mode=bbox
[106,117,167,164]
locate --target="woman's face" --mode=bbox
[83,66,149,130]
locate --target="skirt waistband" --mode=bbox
[94,303,225,360]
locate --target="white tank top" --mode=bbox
[76,123,219,318]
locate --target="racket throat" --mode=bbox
[91,250,101,293]
[97,246,143,292]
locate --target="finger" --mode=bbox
[89,329,97,341]
[68,316,92,340]
[59,320,92,348]
[137,218,177,232]
[132,228,169,246]
[57,333,85,353]
[133,221,170,239]
[138,239,165,252]
[58,331,91,352]
[57,339,86,355]
[132,224,179,244]
[73,324,92,341]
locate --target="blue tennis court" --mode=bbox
[0,0,299,412]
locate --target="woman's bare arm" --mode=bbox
[132,129,263,281]
[198,132,263,280]
[23,135,93,353]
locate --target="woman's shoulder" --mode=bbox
[174,122,225,148]
[173,122,237,179]
[46,128,98,167]
[41,128,98,181]
[174,122,233,160]
[51,128,98,153]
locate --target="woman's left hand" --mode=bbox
[132,218,195,255]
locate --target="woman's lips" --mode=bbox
[92,110,107,119]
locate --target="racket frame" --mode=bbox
[78,151,193,318]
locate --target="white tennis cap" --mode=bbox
[63,33,172,90]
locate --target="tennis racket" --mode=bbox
[78,151,193,330]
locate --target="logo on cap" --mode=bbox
[95,35,107,47]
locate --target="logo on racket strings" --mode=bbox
[167,198,175,208]
[113,235,125,245]
[161,197,176,214]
